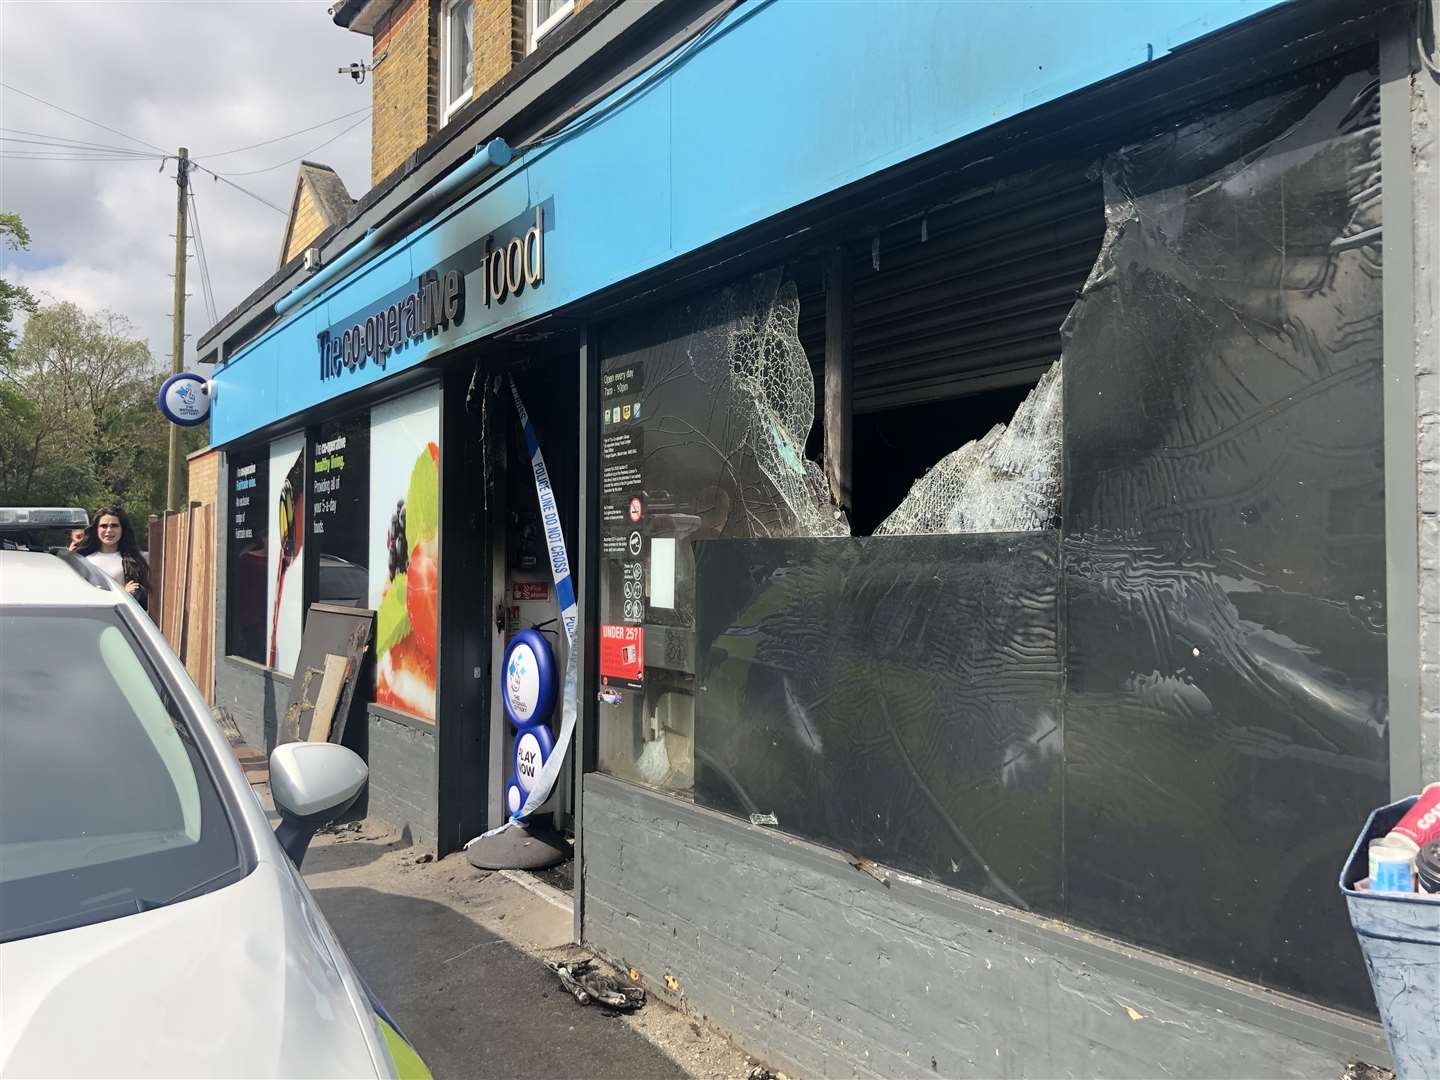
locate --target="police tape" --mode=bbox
[469,377,578,842]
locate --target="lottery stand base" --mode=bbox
[465,817,568,871]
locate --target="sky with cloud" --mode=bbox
[2,0,373,368]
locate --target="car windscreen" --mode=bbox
[0,608,244,942]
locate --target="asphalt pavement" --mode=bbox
[300,826,691,1080]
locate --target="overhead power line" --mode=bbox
[0,82,166,155]
[0,129,157,156]
[195,106,371,159]
[190,162,289,216]
[188,191,219,326]
[0,152,164,163]
[0,145,158,160]
[205,112,370,177]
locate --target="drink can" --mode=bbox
[1416,840,1440,896]
[1370,839,1415,893]
[1388,781,1440,850]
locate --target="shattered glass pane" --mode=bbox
[874,361,1063,535]
[682,64,1386,1015]
[598,59,1387,1016]
[1062,68,1387,1012]
[683,271,847,539]
[595,271,844,794]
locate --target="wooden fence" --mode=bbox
[148,503,215,703]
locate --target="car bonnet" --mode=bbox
[0,857,385,1078]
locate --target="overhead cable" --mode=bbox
[205,113,370,177]
[0,130,157,156]
[195,106,371,159]
[189,162,289,216]
[0,152,164,163]
[0,82,166,154]
[188,192,219,326]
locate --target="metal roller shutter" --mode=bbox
[798,163,1104,414]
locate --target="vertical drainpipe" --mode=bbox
[1380,12,1422,798]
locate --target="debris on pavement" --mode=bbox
[318,820,363,836]
[844,852,890,887]
[299,815,755,1077]
[549,957,646,1011]
[1341,1061,1394,1080]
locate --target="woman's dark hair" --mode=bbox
[73,506,152,592]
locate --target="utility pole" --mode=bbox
[166,147,189,512]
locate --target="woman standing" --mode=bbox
[72,506,151,607]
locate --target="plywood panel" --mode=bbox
[306,654,350,742]
[184,503,215,701]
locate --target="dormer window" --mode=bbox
[441,0,474,122]
[527,0,573,54]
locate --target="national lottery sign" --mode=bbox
[157,371,211,427]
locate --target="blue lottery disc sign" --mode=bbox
[512,724,555,795]
[502,628,558,820]
[157,372,211,427]
[503,628,556,727]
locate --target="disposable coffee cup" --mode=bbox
[1369,838,1415,893]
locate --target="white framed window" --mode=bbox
[527,0,574,54]
[441,0,474,122]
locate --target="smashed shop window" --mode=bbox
[594,164,1096,787]
[605,63,1388,1015]
[596,272,847,790]
[872,361,1063,536]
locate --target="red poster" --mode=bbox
[599,624,644,688]
[513,581,550,601]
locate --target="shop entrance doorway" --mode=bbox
[436,342,579,858]
[473,348,581,861]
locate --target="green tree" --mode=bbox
[0,212,38,367]
[0,300,202,525]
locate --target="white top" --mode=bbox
[86,550,125,585]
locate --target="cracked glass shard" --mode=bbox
[874,361,1064,536]
[685,270,848,538]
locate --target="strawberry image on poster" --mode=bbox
[376,442,439,719]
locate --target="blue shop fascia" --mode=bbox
[200,1,1426,1075]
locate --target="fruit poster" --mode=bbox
[369,386,440,720]
[266,432,306,675]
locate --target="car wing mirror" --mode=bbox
[270,742,368,869]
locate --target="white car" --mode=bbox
[0,516,430,1078]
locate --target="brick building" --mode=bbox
[335,0,592,185]
[200,2,1438,1075]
